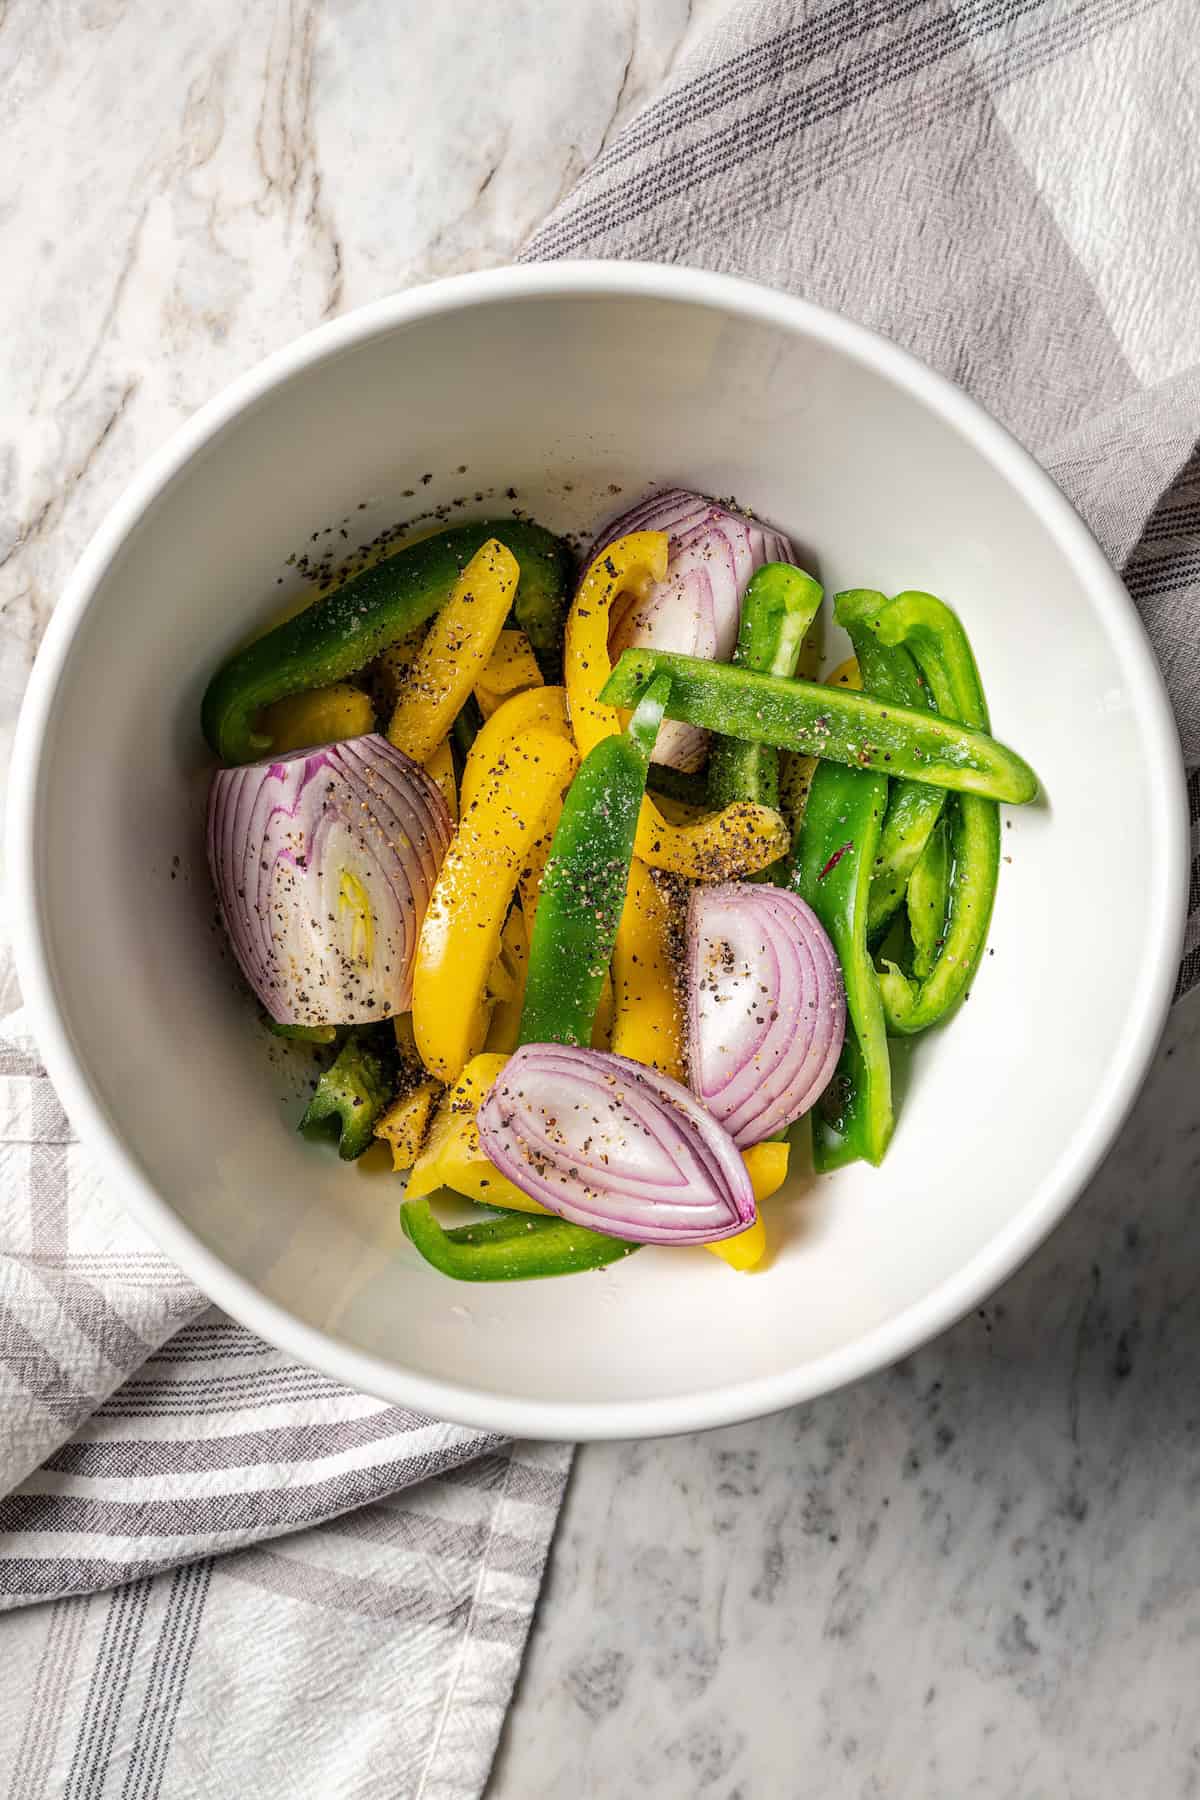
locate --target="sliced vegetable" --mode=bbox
[685,883,845,1147]
[834,591,946,939]
[601,650,1038,804]
[475,628,544,718]
[865,591,1002,1033]
[374,1077,442,1171]
[402,1198,636,1282]
[408,1053,542,1209]
[517,676,670,1049]
[592,489,800,771]
[425,736,458,821]
[908,812,950,980]
[207,734,452,1026]
[451,692,484,766]
[300,1028,398,1160]
[707,563,823,813]
[412,727,578,1080]
[386,540,518,764]
[203,519,573,764]
[477,1044,756,1245]
[459,686,573,812]
[611,859,685,1080]
[705,1140,791,1272]
[258,683,375,754]
[792,763,893,1169]
[484,906,530,1056]
[565,533,790,877]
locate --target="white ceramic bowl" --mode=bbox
[9,264,1188,1439]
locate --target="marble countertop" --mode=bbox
[4,5,1198,1795]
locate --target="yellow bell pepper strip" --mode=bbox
[475,628,544,718]
[484,907,530,1056]
[707,1214,767,1271]
[412,727,577,1080]
[374,1077,443,1172]
[459,686,574,812]
[565,532,790,878]
[387,540,518,764]
[424,735,458,821]
[407,1053,549,1214]
[704,1141,789,1270]
[611,858,685,1080]
[402,1198,637,1282]
[258,683,375,754]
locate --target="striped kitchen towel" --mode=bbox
[2,0,1198,1796]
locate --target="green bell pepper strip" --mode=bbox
[646,762,709,807]
[268,1019,343,1046]
[792,761,893,1169]
[833,590,947,939]
[864,590,1001,1034]
[907,812,951,981]
[517,675,671,1048]
[202,520,573,764]
[600,649,1038,804]
[401,1197,638,1281]
[707,563,823,813]
[299,1027,398,1159]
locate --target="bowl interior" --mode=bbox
[20,277,1182,1434]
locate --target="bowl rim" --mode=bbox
[8,259,1190,1441]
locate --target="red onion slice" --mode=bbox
[588,489,800,773]
[476,1044,756,1245]
[686,883,846,1147]
[207,732,452,1026]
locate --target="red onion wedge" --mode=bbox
[476,1044,756,1245]
[589,489,799,773]
[207,732,452,1026]
[686,883,845,1147]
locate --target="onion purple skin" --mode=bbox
[207,732,452,1028]
[589,488,799,773]
[477,1044,757,1246]
[686,883,846,1148]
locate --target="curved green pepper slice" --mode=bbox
[833,590,947,939]
[203,520,573,764]
[517,675,671,1048]
[601,649,1038,804]
[791,763,892,1169]
[864,590,1001,1034]
[402,1197,637,1281]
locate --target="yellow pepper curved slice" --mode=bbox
[425,735,458,821]
[475,627,543,718]
[374,1078,442,1172]
[611,858,684,1079]
[705,1141,790,1271]
[565,533,789,878]
[258,682,375,754]
[413,727,578,1080]
[387,539,518,764]
[484,906,530,1056]
[460,685,573,814]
